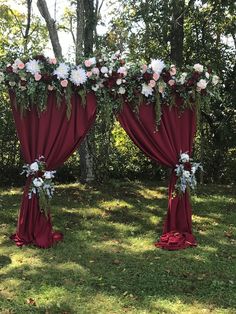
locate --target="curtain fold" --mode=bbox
[9,91,97,248]
[118,98,197,250]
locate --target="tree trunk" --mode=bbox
[76,0,95,183]
[37,0,63,58]
[170,0,185,66]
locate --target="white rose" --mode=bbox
[92,84,99,91]
[197,79,207,90]
[212,75,219,86]
[183,170,191,178]
[118,86,126,94]
[193,63,204,73]
[30,162,39,172]
[180,153,190,163]
[150,59,165,74]
[101,66,108,74]
[43,171,55,179]
[116,79,122,85]
[33,177,44,188]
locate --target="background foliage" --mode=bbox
[0,0,235,186]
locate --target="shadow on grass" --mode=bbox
[0,180,235,313]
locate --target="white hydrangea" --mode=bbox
[177,72,188,85]
[43,171,55,179]
[69,67,87,86]
[193,63,204,73]
[183,170,191,178]
[53,63,70,79]
[26,59,41,75]
[141,83,153,97]
[150,59,165,74]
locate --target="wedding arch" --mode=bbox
[1,53,219,250]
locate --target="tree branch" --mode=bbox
[37,0,62,58]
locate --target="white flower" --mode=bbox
[117,66,127,77]
[92,84,99,92]
[150,59,165,74]
[69,67,87,86]
[197,79,207,90]
[33,177,44,188]
[205,72,210,79]
[53,63,70,79]
[9,81,16,87]
[193,63,204,73]
[26,59,41,75]
[88,57,96,65]
[101,66,109,74]
[177,72,187,85]
[212,75,219,86]
[118,86,126,94]
[141,83,153,97]
[116,78,122,85]
[43,171,55,179]
[180,153,190,163]
[0,72,4,83]
[183,170,191,178]
[30,162,39,172]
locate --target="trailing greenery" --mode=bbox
[0,180,235,313]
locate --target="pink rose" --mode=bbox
[84,60,92,67]
[49,58,57,65]
[169,65,177,76]
[34,73,42,81]
[153,72,160,81]
[168,79,175,86]
[141,64,148,73]
[18,63,25,70]
[86,71,92,78]
[149,80,156,88]
[48,85,54,91]
[92,67,100,76]
[60,79,68,87]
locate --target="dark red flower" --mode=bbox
[34,54,46,62]
[6,65,13,73]
[184,162,192,171]
[186,78,195,87]
[20,80,27,86]
[192,71,201,80]
[42,74,52,83]
[143,72,153,82]
[161,70,171,83]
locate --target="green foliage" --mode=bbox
[0,181,235,313]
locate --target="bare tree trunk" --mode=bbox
[37,0,63,58]
[170,0,185,66]
[76,0,95,183]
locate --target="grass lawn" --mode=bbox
[0,180,235,314]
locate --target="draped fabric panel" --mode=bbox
[118,98,197,250]
[9,91,96,248]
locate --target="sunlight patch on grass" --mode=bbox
[0,188,22,196]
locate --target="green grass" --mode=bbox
[0,180,235,314]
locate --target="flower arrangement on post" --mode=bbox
[21,156,56,215]
[174,152,203,195]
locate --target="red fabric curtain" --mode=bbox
[9,91,96,248]
[118,98,197,250]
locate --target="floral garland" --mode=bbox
[21,156,56,215]
[174,152,203,195]
[0,52,220,124]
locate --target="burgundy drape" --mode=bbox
[118,98,197,250]
[10,91,96,248]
